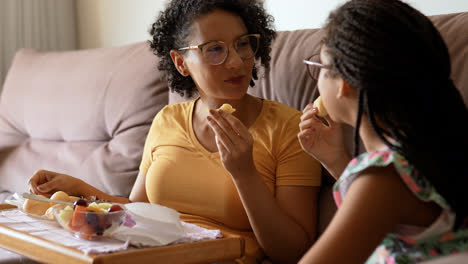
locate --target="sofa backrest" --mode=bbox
[0,42,168,196]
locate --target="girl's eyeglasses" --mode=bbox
[303,54,331,81]
[178,34,260,65]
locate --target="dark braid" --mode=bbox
[353,89,365,157]
[323,0,468,227]
[149,0,276,98]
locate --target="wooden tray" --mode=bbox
[0,204,244,264]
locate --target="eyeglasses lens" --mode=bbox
[201,35,259,65]
[307,54,321,81]
[235,35,259,60]
[202,42,227,65]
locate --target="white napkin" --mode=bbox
[5,192,25,208]
[112,202,186,247]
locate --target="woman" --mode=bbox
[29,1,322,263]
[298,0,468,263]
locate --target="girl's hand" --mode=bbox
[28,170,86,197]
[298,104,348,169]
[207,109,256,179]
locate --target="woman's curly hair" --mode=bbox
[149,0,276,98]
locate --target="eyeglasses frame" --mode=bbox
[303,56,332,81]
[178,33,261,65]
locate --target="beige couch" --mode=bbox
[0,11,467,264]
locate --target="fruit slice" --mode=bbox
[87,202,106,213]
[49,191,70,207]
[97,203,113,210]
[108,204,123,212]
[217,104,236,114]
[70,205,87,230]
[57,206,73,224]
[313,96,328,117]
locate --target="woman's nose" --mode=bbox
[224,47,243,69]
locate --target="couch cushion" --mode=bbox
[0,42,168,196]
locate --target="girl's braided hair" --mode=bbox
[149,0,276,98]
[323,0,468,226]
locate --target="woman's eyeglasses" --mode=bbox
[178,34,260,65]
[303,54,331,81]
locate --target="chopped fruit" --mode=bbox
[97,203,112,210]
[55,202,126,240]
[108,204,123,212]
[71,205,87,228]
[217,103,236,114]
[80,224,95,236]
[73,199,88,209]
[87,202,106,213]
[85,211,99,226]
[57,206,73,225]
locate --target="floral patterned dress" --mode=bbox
[333,148,468,263]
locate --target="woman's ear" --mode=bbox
[170,49,190,77]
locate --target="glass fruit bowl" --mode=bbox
[53,200,127,240]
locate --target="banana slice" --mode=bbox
[217,103,236,114]
[49,191,70,207]
[23,197,50,216]
[313,96,328,117]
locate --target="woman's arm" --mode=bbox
[234,173,320,264]
[81,171,149,203]
[29,170,149,204]
[129,171,149,203]
[207,110,319,263]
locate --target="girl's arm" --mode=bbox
[298,104,351,179]
[299,166,439,264]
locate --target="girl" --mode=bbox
[298,0,468,263]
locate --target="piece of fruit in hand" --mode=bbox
[313,96,328,117]
[217,104,236,114]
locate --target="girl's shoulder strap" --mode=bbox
[333,148,451,210]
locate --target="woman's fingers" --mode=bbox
[218,110,251,140]
[28,170,46,193]
[215,135,229,156]
[207,109,254,161]
[207,115,234,151]
[28,170,64,194]
[208,109,248,143]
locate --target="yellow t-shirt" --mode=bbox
[140,99,321,262]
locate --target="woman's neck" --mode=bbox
[196,94,262,126]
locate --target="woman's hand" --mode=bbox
[28,170,86,197]
[207,109,256,178]
[298,104,349,173]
